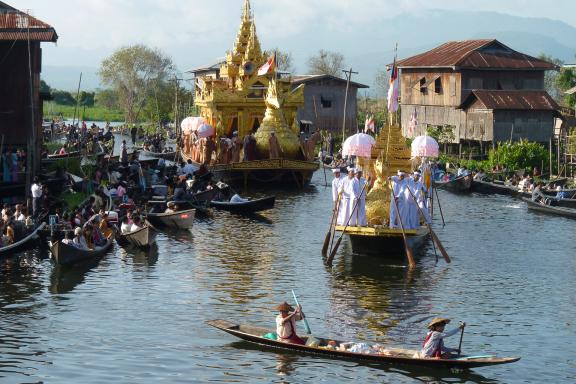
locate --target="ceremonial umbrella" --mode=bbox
[197,123,215,139]
[181,116,207,134]
[411,135,439,158]
[342,133,376,158]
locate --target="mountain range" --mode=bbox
[42,9,576,93]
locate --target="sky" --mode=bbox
[16,0,576,88]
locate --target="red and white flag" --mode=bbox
[257,52,276,76]
[387,56,399,113]
[364,115,375,133]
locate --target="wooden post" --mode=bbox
[557,135,561,178]
[549,137,553,176]
[341,68,358,147]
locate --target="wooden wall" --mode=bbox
[493,110,555,143]
[400,69,462,107]
[460,69,545,91]
[295,79,360,134]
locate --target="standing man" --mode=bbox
[336,167,355,226]
[410,171,430,226]
[130,125,138,145]
[331,168,343,203]
[354,169,368,226]
[31,176,43,219]
[268,131,282,159]
[389,170,408,228]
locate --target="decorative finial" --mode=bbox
[242,0,251,21]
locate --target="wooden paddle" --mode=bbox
[390,191,416,269]
[328,193,342,257]
[434,186,446,227]
[457,322,466,357]
[291,290,312,334]
[326,183,368,267]
[406,187,451,264]
[321,193,341,257]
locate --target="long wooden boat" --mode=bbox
[471,179,519,196]
[210,196,275,213]
[50,238,114,266]
[335,225,429,257]
[146,208,196,229]
[140,149,176,160]
[181,152,318,189]
[522,197,576,219]
[47,150,81,159]
[433,175,472,194]
[0,222,46,258]
[116,222,157,248]
[207,319,520,370]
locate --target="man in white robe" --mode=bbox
[389,171,408,228]
[331,168,343,203]
[336,167,355,226]
[412,171,431,226]
[353,169,368,226]
[347,169,360,226]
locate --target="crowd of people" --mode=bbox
[0,203,33,247]
[1,147,27,183]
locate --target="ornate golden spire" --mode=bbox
[244,23,262,63]
[242,0,252,22]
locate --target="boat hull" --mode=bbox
[434,176,472,194]
[50,238,114,266]
[207,319,520,370]
[116,223,157,248]
[146,209,196,229]
[0,223,46,258]
[140,149,176,160]
[522,197,576,219]
[336,225,429,257]
[210,196,275,213]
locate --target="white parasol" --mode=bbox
[197,123,215,139]
[181,116,207,134]
[411,135,439,158]
[342,133,376,158]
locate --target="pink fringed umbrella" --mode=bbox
[342,133,376,158]
[197,123,215,139]
[181,116,207,134]
[411,135,439,158]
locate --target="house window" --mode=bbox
[320,95,332,108]
[434,77,442,94]
[419,77,427,94]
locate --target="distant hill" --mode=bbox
[41,9,576,93]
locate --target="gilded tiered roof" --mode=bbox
[365,125,413,226]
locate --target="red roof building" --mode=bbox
[397,39,560,151]
[0,1,57,182]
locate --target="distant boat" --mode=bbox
[210,196,275,214]
[433,175,472,194]
[0,222,46,258]
[522,197,576,219]
[50,238,114,266]
[146,208,196,229]
[116,222,157,249]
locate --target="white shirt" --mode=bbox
[230,194,247,203]
[121,222,131,234]
[275,314,302,340]
[182,163,195,175]
[130,223,143,232]
[31,183,43,198]
[331,176,343,202]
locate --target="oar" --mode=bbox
[326,183,368,267]
[434,186,446,227]
[390,190,416,268]
[406,187,451,264]
[328,193,342,256]
[291,290,311,334]
[457,322,466,357]
[321,193,341,257]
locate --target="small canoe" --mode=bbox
[207,319,520,370]
[50,238,114,266]
[433,175,472,193]
[210,196,275,213]
[0,222,46,258]
[140,149,176,160]
[471,179,519,196]
[522,197,576,219]
[116,222,157,248]
[146,208,196,229]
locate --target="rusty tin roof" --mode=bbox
[397,40,556,71]
[0,2,57,42]
[460,90,560,111]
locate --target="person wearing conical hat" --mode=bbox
[275,302,305,345]
[419,317,465,359]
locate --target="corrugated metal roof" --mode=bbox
[397,40,556,70]
[292,74,369,88]
[460,90,559,111]
[0,3,57,42]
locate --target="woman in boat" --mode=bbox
[72,227,89,250]
[275,302,305,345]
[419,317,465,359]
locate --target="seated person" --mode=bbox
[130,216,144,232]
[275,302,305,345]
[230,193,248,203]
[164,201,176,214]
[72,227,89,250]
[61,231,74,245]
[419,318,465,359]
[120,216,132,234]
[99,212,114,239]
[555,186,567,199]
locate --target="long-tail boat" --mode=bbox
[116,222,157,249]
[522,197,576,219]
[433,175,472,193]
[207,319,520,370]
[50,238,113,266]
[146,208,196,229]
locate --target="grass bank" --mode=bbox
[44,103,125,122]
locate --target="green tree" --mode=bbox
[52,90,76,106]
[40,80,51,94]
[99,44,175,124]
[557,67,576,108]
[487,140,548,171]
[307,49,346,77]
[79,91,95,107]
[263,48,295,73]
[538,53,563,100]
[95,88,120,110]
[426,125,455,152]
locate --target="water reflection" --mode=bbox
[49,258,102,294]
[119,243,159,268]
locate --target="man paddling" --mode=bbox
[275,302,305,345]
[418,317,465,359]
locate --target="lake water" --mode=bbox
[1,170,575,383]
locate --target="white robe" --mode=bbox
[336,177,353,226]
[347,177,360,226]
[389,176,409,228]
[331,176,343,202]
[405,178,420,229]
[353,177,367,226]
[412,178,431,225]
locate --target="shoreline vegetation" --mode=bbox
[43,102,125,122]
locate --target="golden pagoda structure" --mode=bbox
[334,125,428,260]
[182,0,318,189]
